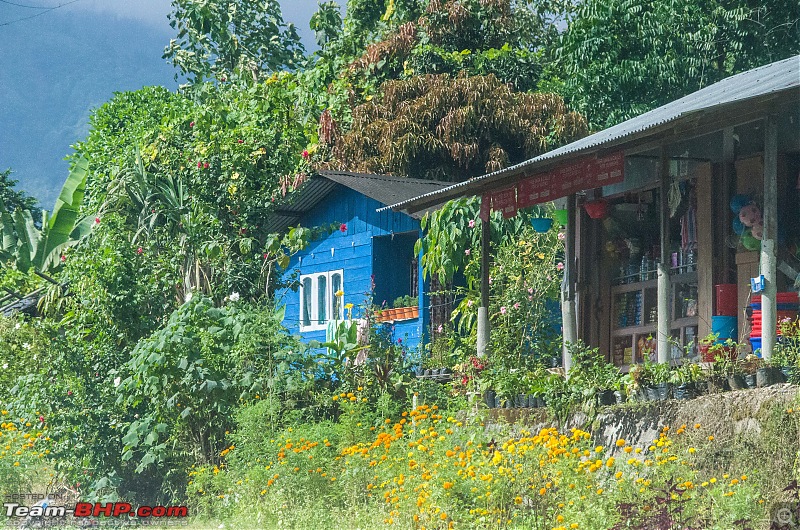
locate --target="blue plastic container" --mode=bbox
[750,337,762,357]
[750,303,799,311]
[711,316,737,340]
[530,218,553,233]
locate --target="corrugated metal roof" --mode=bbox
[264,172,451,233]
[384,55,800,214]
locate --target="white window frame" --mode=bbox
[299,269,344,331]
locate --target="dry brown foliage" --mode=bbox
[321,74,587,182]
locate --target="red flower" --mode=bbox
[39,415,44,423]
[67,391,72,396]
[60,255,66,262]
[94,217,100,224]
[302,150,310,159]
[189,121,194,127]
[263,253,269,260]
[136,247,143,255]
[238,139,244,143]
[197,161,202,168]
[203,162,209,169]
[339,223,347,233]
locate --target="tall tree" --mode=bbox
[163,0,304,84]
[555,0,800,129]
[0,169,39,221]
[322,73,587,181]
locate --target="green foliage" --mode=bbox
[555,0,800,129]
[164,0,304,84]
[0,158,92,275]
[117,296,299,475]
[0,169,39,221]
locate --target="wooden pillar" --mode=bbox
[562,194,578,372]
[477,218,491,357]
[721,127,736,283]
[760,115,778,359]
[657,148,672,364]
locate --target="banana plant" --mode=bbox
[0,157,93,275]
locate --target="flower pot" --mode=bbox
[483,390,496,409]
[409,306,419,319]
[644,386,658,401]
[424,369,432,377]
[727,374,747,390]
[584,199,609,219]
[673,383,697,400]
[744,373,757,389]
[708,376,729,393]
[414,367,424,378]
[652,382,672,401]
[553,209,568,227]
[781,366,794,383]
[516,394,529,408]
[597,389,616,406]
[756,367,783,387]
[614,390,626,404]
[530,218,554,233]
[504,398,514,409]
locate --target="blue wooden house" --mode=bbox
[271,171,451,354]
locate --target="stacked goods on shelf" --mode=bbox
[750,292,799,355]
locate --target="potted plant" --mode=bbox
[715,351,746,390]
[671,362,703,400]
[640,361,672,401]
[741,354,761,388]
[530,217,554,233]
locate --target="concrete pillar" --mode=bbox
[561,194,577,372]
[657,148,672,364]
[477,219,491,357]
[760,115,778,359]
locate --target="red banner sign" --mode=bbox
[478,151,625,214]
[517,173,553,208]
[593,151,625,186]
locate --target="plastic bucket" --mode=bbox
[711,316,737,339]
[552,209,568,227]
[750,337,762,357]
[715,284,738,316]
[752,292,799,305]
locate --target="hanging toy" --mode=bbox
[751,222,764,240]
[729,194,752,214]
[732,217,745,235]
[739,204,761,227]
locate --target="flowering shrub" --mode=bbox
[190,398,771,529]
[0,406,54,497]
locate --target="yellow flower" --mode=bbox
[345,303,354,309]
[335,290,344,297]
[616,439,626,447]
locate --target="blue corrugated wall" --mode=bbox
[275,186,428,355]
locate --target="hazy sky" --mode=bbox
[0,0,339,206]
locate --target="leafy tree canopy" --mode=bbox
[555,0,800,129]
[0,169,39,216]
[322,73,587,181]
[163,0,305,84]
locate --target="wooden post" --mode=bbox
[562,194,578,372]
[477,218,491,357]
[760,115,778,359]
[722,127,735,283]
[657,148,672,364]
